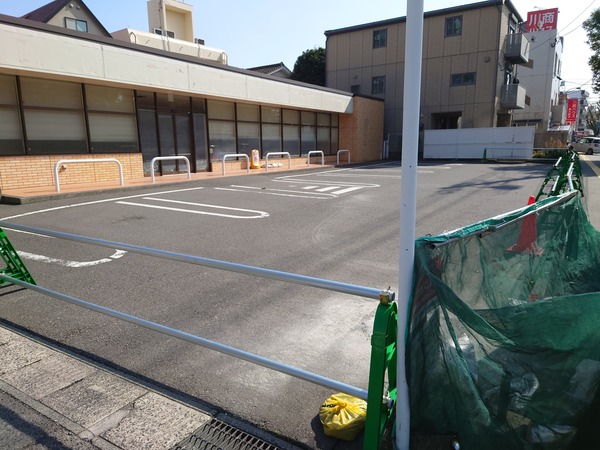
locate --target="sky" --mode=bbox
[1,0,599,98]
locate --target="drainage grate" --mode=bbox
[173,418,282,450]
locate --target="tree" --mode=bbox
[585,101,600,135]
[583,9,600,93]
[291,47,326,86]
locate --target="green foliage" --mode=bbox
[583,9,600,93]
[586,101,600,134]
[291,47,326,86]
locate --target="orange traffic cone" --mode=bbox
[506,196,543,255]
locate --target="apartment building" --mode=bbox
[325,0,531,156]
[0,0,383,192]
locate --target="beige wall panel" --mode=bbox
[373,48,387,67]
[427,17,444,59]
[349,32,364,69]
[326,38,338,72]
[448,86,467,107]
[444,35,461,56]
[460,11,480,54]
[361,29,373,67]
[386,24,400,65]
[473,102,494,127]
[423,58,443,107]
[441,56,452,104]
[450,54,469,73]
[476,9,500,51]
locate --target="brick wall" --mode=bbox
[339,96,385,162]
[0,154,144,191]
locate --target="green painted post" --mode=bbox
[363,299,398,449]
[0,227,35,285]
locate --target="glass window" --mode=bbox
[332,114,339,127]
[262,106,281,123]
[373,29,387,48]
[261,123,281,153]
[86,85,134,113]
[156,93,190,112]
[317,127,331,154]
[283,125,300,156]
[192,97,207,114]
[208,120,236,159]
[317,113,331,127]
[237,122,260,156]
[89,114,138,153]
[350,84,360,94]
[451,72,476,86]
[20,77,83,109]
[331,127,339,155]
[0,108,24,155]
[372,76,386,95]
[207,100,235,120]
[138,109,159,175]
[65,17,88,32]
[0,74,18,105]
[237,103,259,122]
[24,110,87,154]
[445,16,462,37]
[301,125,316,154]
[282,109,299,125]
[136,91,156,110]
[301,111,316,126]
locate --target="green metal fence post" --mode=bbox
[364,295,398,449]
[0,227,35,285]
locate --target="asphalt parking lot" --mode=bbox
[0,158,599,449]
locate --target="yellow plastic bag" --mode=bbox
[319,393,367,441]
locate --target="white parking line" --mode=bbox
[18,249,126,268]
[116,199,269,219]
[215,186,335,199]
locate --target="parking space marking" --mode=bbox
[18,249,126,268]
[215,186,335,199]
[116,198,269,219]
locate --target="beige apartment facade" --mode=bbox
[0,0,383,193]
[325,0,529,156]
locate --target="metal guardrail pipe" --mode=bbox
[307,150,324,166]
[337,149,351,165]
[150,156,191,183]
[222,153,250,176]
[54,159,124,193]
[0,273,368,401]
[0,222,386,301]
[265,152,291,171]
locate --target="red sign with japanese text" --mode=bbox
[526,8,559,32]
[566,99,578,125]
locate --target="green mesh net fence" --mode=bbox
[407,191,600,449]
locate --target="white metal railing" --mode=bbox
[54,158,123,193]
[222,153,250,176]
[337,149,351,165]
[307,150,324,166]
[265,152,291,171]
[151,156,191,183]
[0,221,395,400]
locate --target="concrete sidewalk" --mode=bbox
[0,324,299,450]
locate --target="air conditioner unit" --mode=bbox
[194,38,205,45]
[153,28,175,38]
[153,28,163,36]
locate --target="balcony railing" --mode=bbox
[500,84,526,109]
[504,33,529,64]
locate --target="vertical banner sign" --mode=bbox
[526,8,559,32]
[566,99,578,125]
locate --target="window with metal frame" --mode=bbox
[373,29,387,48]
[450,72,476,86]
[65,17,88,33]
[372,76,386,95]
[445,15,462,37]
